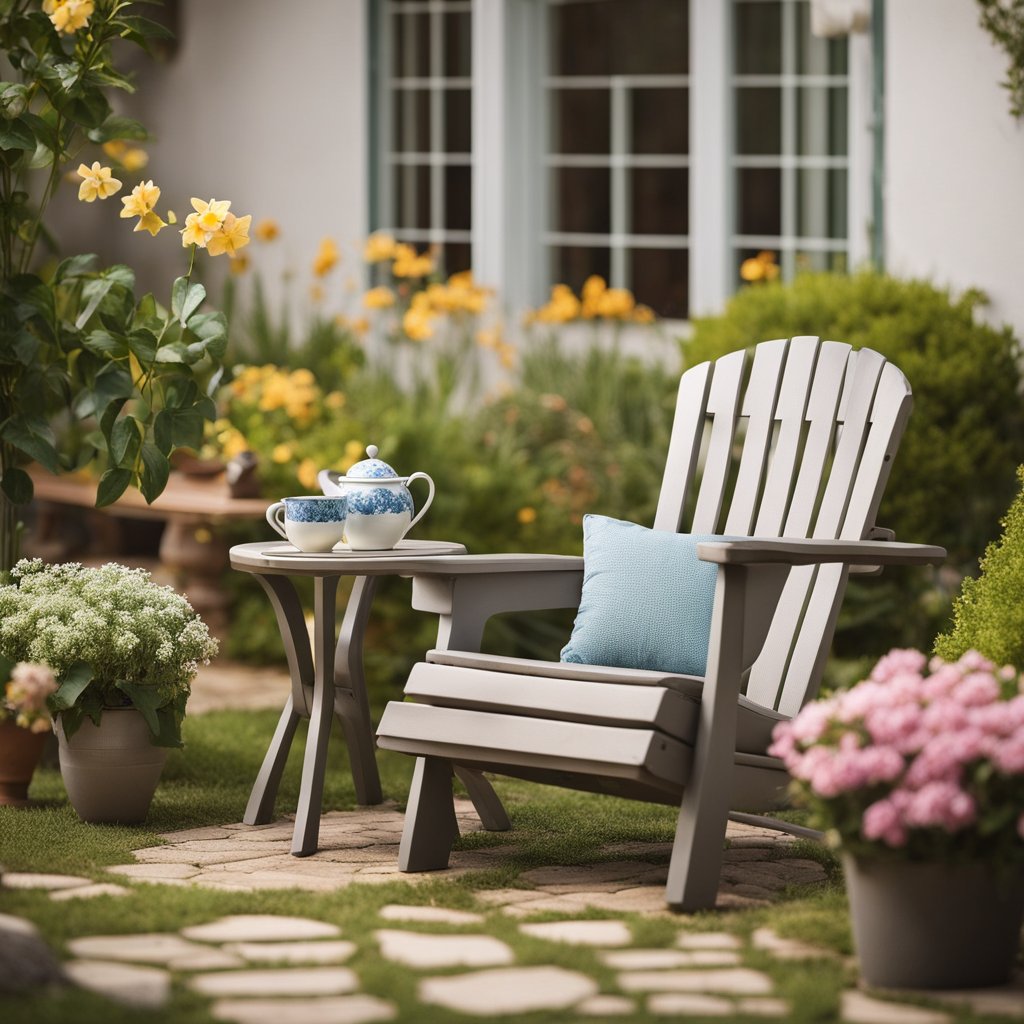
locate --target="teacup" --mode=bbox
[266,495,347,552]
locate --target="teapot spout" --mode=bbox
[318,468,344,495]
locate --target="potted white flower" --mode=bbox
[770,648,1024,990]
[0,661,57,806]
[0,559,218,822]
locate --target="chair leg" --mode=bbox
[398,756,460,871]
[454,766,511,831]
[665,774,730,912]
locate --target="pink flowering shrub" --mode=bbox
[0,661,57,734]
[769,649,1024,862]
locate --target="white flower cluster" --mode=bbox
[0,560,218,705]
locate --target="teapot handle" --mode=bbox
[402,472,436,538]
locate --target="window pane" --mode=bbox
[441,241,472,276]
[796,87,847,156]
[550,168,611,234]
[632,87,688,155]
[736,168,781,236]
[734,1,782,74]
[795,249,848,273]
[796,168,847,239]
[550,89,611,154]
[631,247,688,320]
[631,168,688,235]
[549,0,688,77]
[394,164,431,230]
[444,87,471,152]
[443,11,471,77]
[734,246,780,287]
[445,165,471,231]
[735,88,781,154]
[393,89,430,152]
[393,12,430,78]
[796,0,848,75]
[550,245,611,295]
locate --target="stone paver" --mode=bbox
[739,997,792,1017]
[920,974,1024,1019]
[181,916,341,943]
[224,941,357,964]
[210,995,396,1024]
[107,862,200,880]
[752,926,838,960]
[375,929,514,968]
[647,992,735,1016]
[378,904,483,925]
[618,968,775,995]
[676,931,743,950]
[68,933,236,966]
[419,965,598,1016]
[2,872,92,890]
[63,959,171,1008]
[49,882,130,901]
[577,993,636,1015]
[602,948,741,969]
[841,990,953,1024]
[519,919,632,947]
[190,967,359,998]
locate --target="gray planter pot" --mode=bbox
[56,709,168,824]
[843,853,1024,990]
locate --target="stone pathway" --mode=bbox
[3,804,1022,1020]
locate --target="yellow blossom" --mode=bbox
[297,458,319,490]
[272,443,294,464]
[229,253,250,275]
[102,140,128,162]
[632,304,656,324]
[45,0,94,34]
[76,162,121,203]
[167,210,178,225]
[134,210,167,236]
[120,179,160,219]
[392,243,434,278]
[740,250,780,283]
[254,218,280,242]
[363,231,397,263]
[581,275,607,318]
[313,237,340,277]
[402,308,434,341]
[340,439,365,472]
[533,283,581,323]
[192,197,231,233]
[362,286,396,309]
[207,213,252,258]
[219,428,249,460]
[121,148,149,172]
[181,213,207,248]
[596,287,635,319]
[517,506,537,525]
[325,391,346,410]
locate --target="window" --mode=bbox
[376,0,473,274]
[732,0,850,280]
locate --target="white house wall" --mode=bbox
[886,0,1024,339]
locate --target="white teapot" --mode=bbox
[318,445,435,551]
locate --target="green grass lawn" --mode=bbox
[0,709,1015,1023]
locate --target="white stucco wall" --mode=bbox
[886,0,1024,339]
[61,0,368,326]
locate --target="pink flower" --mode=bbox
[904,781,976,833]
[864,703,923,748]
[870,648,927,684]
[863,798,908,847]
[955,671,1001,707]
[993,735,1024,774]
[957,650,995,674]
[786,700,836,746]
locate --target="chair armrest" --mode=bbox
[696,537,945,568]
[409,553,583,575]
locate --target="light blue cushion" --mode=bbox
[560,515,733,677]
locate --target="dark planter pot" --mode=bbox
[844,854,1024,990]
[56,709,168,824]
[0,719,49,806]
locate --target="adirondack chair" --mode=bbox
[375,337,946,911]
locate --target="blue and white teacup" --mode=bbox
[266,495,347,552]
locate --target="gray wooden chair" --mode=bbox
[376,336,946,911]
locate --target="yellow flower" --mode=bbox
[181,213,207,248]
[134,210,167,236]
[339,439,365,472]
[517,506,537,525]
[229,253,250,275]
[297,458,319,490]
[392,243,434,278]
[220,429,249,460]
[363,231,397,263]
[76,162,121,203]
[596,287,635,319]
[272,443,294,464]
[45,0,93,34]
[313,237,340,277]
[632,305,656,324]
[325,391,346,410]
[581,275,607,318]
[533,283,581,323]
[740,250,780,283]
[121,148,149,172]
[402,308,434,341]
[254,218,280,242]
[362,286,396,309]
[120,180,160,219]
[101,140,127,161]
[191,197,231,233]
[207,213,252,258]
[740,258,765,282]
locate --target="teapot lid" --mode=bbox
[346,445,399,479]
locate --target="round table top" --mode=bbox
[229,539,469,575]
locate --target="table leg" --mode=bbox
[242,574,315,825]
[332,576,384,806]
[293,575,340,856]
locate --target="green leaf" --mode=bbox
[170,409,204,450]
[0,117,35,151]
[153,409,173,455]
[99,397,128,443]
[75,276,117,329]
[110,415,142,466]
[163,378,198,410]
[171,277,205,326]
[128,328,158,365]
[74,362,134,418]
[1,466,33,505]
[95,467,132,507]
[83,329,129,359]
[1,417,58,472]
[154,342,188,364]
[113,681,163,738]
[139,442,170,503]
[87,114,148,144]
[48,661,94,713]
[54,253,97,282]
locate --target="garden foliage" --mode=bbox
[935,465,1024,668]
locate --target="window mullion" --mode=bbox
[780,0,798,278]
[609,77,629,289]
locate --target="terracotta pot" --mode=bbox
[0,719,49,806]
[844,853,1024,989]
[55,709,168,824]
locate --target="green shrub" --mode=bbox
[685,271,1024,658]
[935,465,1024,667]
